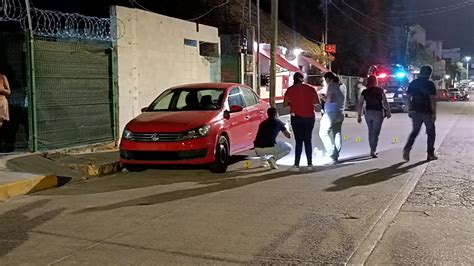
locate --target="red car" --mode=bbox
[120,83,270,173]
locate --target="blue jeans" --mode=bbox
[255,141,292,161]
[365,110,384,153]
[404,112,436,154]
[291,116,315,166]
[319,111,344,159]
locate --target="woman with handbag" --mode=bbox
[357,75,391,158]
[0,73,11,128]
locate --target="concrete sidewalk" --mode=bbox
[0,153,86,202]
[367,113,474,264]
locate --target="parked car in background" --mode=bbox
[120,83,270,173]
[448,88,470,101]
[436,89,449,101]
[368,64,409,112]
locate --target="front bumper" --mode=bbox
[119,136,216,165]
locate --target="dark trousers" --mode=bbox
[365,110,384,153]
[291,116,315,166]
[404,112,436,154]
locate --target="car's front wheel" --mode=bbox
[209,135,229,173]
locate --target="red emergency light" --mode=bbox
[377,72,388,79]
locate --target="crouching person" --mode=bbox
[254,107,292,169]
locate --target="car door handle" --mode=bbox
[259,110,265,114]
[245,115,251,120]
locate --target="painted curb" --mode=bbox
[0,174,58,202]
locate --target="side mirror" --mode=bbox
[141,107,148,113]
[223,105,243,120]
[229,105,243,113]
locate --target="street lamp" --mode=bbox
[466,56,471,80]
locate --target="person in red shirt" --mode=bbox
[284,72,320,171]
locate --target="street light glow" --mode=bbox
[466,56,471,62]
[293,48,304,56]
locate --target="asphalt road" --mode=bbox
[0,102,471,264]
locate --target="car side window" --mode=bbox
[228,87,245,107]
[241,87,258,107]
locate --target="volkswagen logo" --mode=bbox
[151,133,160,142]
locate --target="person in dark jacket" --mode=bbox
[254,107,292,169]
[403,65,438,161]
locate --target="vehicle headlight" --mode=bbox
[184,125,211,139]
[122,129,133,140]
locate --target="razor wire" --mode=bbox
[1,0,115,41]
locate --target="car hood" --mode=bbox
[126,111,220,133]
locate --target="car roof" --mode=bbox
[168,83,247,90]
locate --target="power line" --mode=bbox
[391,0,474,14]
[384,1,474,19]
[130,0,153,13]
[341,0,397,29]
[330,2,386,36]
[188,0,230,21]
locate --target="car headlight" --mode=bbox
[122,129,133,140]
[184,125,211,139]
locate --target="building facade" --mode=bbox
[112,6,221,133]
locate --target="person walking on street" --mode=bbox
[284,72,320,171]
[319,72,346,163]
[0,73,10,128]
[403,65,438,161]
[254,107,292,169]
[357,75,391,158]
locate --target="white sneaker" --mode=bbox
[260,159,269,168]
[288,165,300,172]
[268,157,278,169]
[307,165,315,171]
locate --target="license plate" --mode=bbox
[387,98,394,102]
[386,93,395,98]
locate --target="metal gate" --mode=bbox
[32,39,115,150]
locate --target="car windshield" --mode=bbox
[449,89,459,92]
[148,88,225,111]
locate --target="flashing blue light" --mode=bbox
[395,72,406,78]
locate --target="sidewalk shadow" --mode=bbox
[0,199,65,257]
[40,154,270,196]
[325,161,428,192]
[74,170,300,214]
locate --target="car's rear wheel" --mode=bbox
[209,135,229,173]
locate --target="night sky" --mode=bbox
[23,0,474,56]
[405,0,474,56]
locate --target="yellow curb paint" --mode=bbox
[0,175,58,202]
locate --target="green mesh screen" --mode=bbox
[34,39,114,150]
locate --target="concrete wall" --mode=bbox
[426,40,443,60]
[112,6,221,133]
[409,24,426,46]
[442,48,461,62]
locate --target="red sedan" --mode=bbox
[120,83,270,173]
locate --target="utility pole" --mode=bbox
[466,56,471,80]
[256,0,261,96]
[405,24,411,68]
[324,0,331,70]
[25,0,37,151]
[270,0,278,107]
